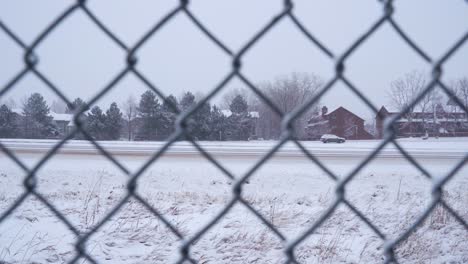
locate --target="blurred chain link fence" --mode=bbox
[0,0,467,263]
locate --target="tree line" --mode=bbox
[1,71,466,141]
[0,90,256,141]
[387,71,468,135]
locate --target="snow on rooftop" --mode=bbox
[221,109,259,118]
[11,108,23,115]
[220,109,231,117]
[306,120,329,128]
[9,109,74,123]
[50,112,73,122]
[249,111,259,118]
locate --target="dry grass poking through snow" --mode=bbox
[0,157,467,263]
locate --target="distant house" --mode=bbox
[375,105,468,138]
[11,108,23,116]
[50,112,75,136]
[11,108,75,138]
[306,106,374,140]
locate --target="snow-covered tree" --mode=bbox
[209,105,227,140]
[105,102,123,140]
[66,97,88,114]
[229,95,248,114]
[159,94,179,139]
[66,97,89,140]
[21,93,56,138]
[225,95,254,140]
[192,102,211,140]
[179,92,212,140]
[86,106,106,140]
[0,104,19,138]
[137,91,161,140]
[180,91,196,111]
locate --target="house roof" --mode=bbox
[326,106,365,121]
[221,109,259,118]
[377,106,390,114]
[306,119,329,128]
[378,105,467,115]
[377,105,401,114]
[11,108,23,115]
[50,112,73,122]
[10,109,74,122]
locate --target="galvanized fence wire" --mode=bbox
[0,0,467,263]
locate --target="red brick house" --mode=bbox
[375,106,468,138]
[306,106,374,140]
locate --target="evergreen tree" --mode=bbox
[86,106,106,140]
[225,114,253,140]
[65,97,88,139]
[180,92,196,111]
[192,102,211,140]
[159,95,179,139]
[0,104,18,138]
[238,114,255,140]
[209,105,227,140]
[66,97,88,114]
[179,92,212,140]
[22,93,56,138]
[229,95,248,114]
[105,102,123,140]
[225,95,253,140]
[162,95,179,113]
[136,91,161,140]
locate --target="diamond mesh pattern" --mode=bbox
[0,1,467,263]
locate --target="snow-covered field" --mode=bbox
[0,138,467,263]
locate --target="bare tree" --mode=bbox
[220,87,258,111]
[428,92,444,135]
[257,72,323,139]
[444,77,468,136]
[51,100,66,113]
[0,97,16,109]
[388,71,427,135]
[419,88,441,130]
[450,77,468,112]
[364,117,377,138]
[121,95,137,141]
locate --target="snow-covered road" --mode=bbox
[1,137,466,160]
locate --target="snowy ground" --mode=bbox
[0,138,467,263]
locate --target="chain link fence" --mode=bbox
[0,1,467,263]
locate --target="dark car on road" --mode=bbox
[320,134,346,143]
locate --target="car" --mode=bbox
[248,135,259,141]
[320,134,346,143]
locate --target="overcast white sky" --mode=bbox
[0,0,467,120]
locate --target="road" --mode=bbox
[0,138,466,160]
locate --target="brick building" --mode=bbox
[375,106,468,138]
[306,106,374,140]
